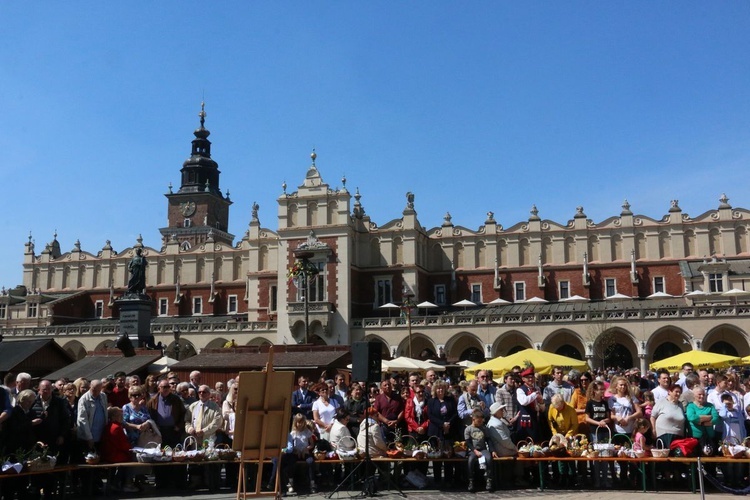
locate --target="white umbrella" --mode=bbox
[646,291,674,299]
[561,295,588,303]
[456,360,479,368]
[347,356,446,372]
[452,299,477,312]
[605,293,632,301]
[722,288,750,297]
[379,302,400,317]
[685,290,706,297]
[148,356,179,374]
[416,300,438,315]
[489,297,511,305]
[525,296,548,304]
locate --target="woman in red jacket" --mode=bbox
[100,406,138,492]
[404,384,430,475]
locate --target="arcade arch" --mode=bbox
[492,331,533,357]
[703,324,749,357]
[205,337,229,349]
[395,333,436,359]
[647,326,691,364]
[543,330,585,360]
[62,340,87,360]
[444,332,483,361]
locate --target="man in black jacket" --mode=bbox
[31,380,70,458]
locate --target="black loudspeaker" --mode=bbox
[352,341,382,383]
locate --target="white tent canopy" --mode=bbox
[416,301,438,308]
[525,296,548,304]
[452,299,477,307]
[489,298,511,305]
[347,356,446,372]
[561,295,588,302]
[646,291,674,299]
[148,356,179,374]
[605,293,632,301]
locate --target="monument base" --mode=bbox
[115,295,154,349]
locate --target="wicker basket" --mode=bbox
[651,439,670,458]
[422,437,443,459]
[27,455,57,472]
[721,437,747,459]
[593,426,615,458]
[516,438,532,458]
[336,436,359,461]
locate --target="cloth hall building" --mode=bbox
[3,109,750,373]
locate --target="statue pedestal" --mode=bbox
[115,295,154,348]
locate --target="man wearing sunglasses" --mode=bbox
[147,379,187,489]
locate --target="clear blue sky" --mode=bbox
[2,3,749,288]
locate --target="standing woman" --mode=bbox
[312,382,339,441]
[122,385,154,446]
[685,386,719,454]
[609,375,642,486]
[570,372,592,435]
[427,380,459,485]
[650,383,685,484]
[650,384,685,448]
[144,374,159,400]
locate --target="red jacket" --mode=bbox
[404,397,429,433]
[101,422,133,463]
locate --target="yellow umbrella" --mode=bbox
[742,355,750,365]
[649,350,741,371]
[465,348,588,379]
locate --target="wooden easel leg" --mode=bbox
[237,459,246,500]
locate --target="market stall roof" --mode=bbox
[465,348,588,379]
[171,349,351,371]
[44,353,161,381]
[0,339,74,377]
[649,350,741,371]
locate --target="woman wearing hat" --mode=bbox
[486,402,520,488]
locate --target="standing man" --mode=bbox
[676,363,694,391]
[424,369,438,396]
[32,380,70,458]
[476,370,496,409]
[77,379,108,459]
[110,371,130,408]
[291,375,314,420]
[334,374,348,402]
[186,385,224,491]
[188,371,202,394]
[407,372,422,398]
[458,380,488,424]
[543,366,574,405]
[494,373,520,434]
[147,378,186,489]
[13,373,32,406]
[373,379,404,432]
[652,369,671,401]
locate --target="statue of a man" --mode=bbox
[127,248,148,294]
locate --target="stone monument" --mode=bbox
[115,247,154,355]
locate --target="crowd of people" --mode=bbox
[284,363,750,493]
[0,369,238,498]
[2,363,750,498]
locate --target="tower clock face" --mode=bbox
[180,201,196,217]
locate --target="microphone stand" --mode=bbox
[327,397,405,498]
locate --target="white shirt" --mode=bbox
[652,386,669,401]
[312,398,339,434]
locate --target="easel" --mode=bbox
[234,348,295,500]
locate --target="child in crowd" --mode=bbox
[717,394,746,488]
[100,407,138,493]
[632,418,651,454]
[640,391,655,419]
[464,409,494,492]
[268,413,317,494]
